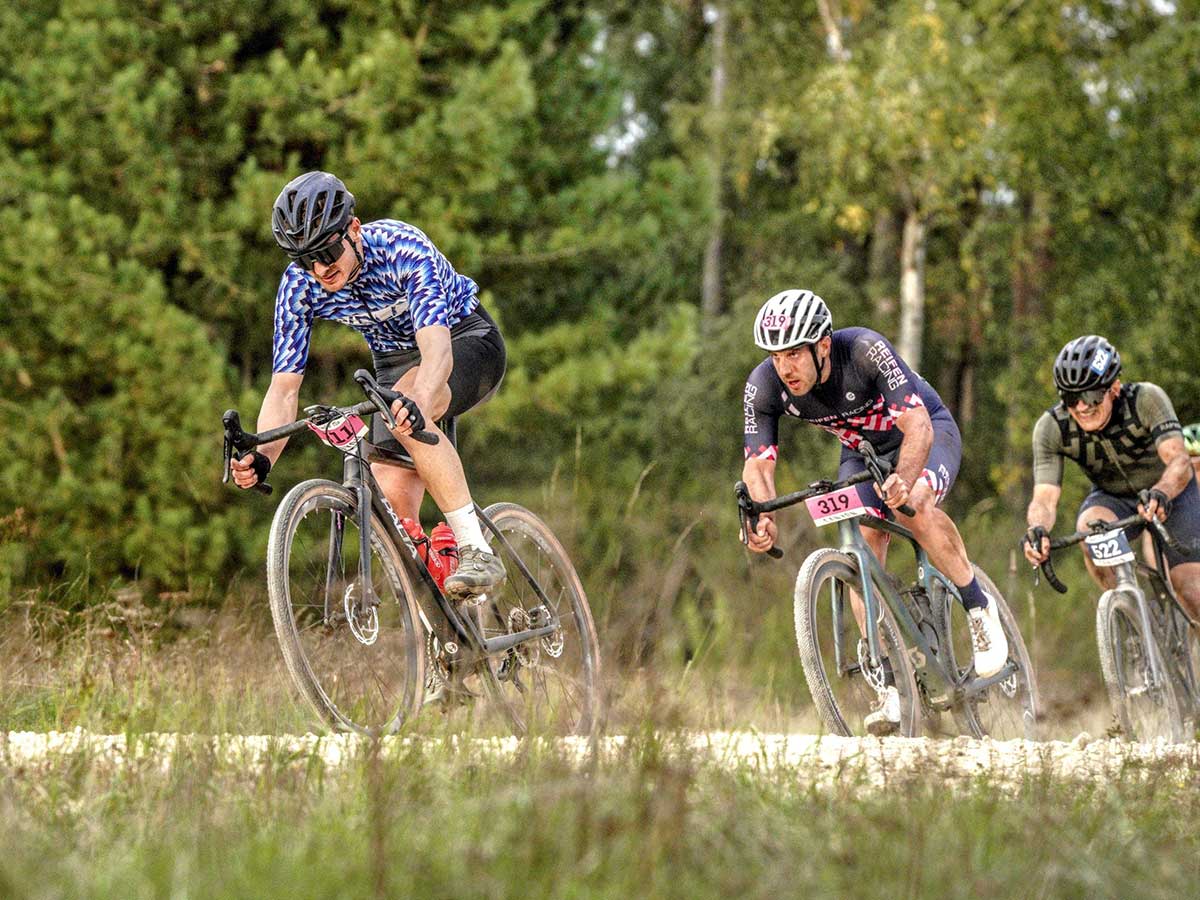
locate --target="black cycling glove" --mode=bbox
[1022,525,1049,556]
[242,450,272,484]
[1140,488,1172,519]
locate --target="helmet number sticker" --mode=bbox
[1090,348,1111,375]
[760,314,791,329]
[1084,529,1134,567]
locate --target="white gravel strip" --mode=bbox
[3,730,1198,787]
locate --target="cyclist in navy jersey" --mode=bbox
[230,171,506,599]
[741,289,1007,733]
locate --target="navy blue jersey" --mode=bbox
[272,220,479,373]
[743,327,951,460]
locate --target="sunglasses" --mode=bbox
[290,230,348,271]
[1059,386,1109,409]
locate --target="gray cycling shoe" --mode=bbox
[444,546,507,600]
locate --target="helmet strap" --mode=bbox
[808,342,826,383]
[345,238,364,284]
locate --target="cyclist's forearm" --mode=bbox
[742,459,777,505]
[895,416,933,487]
[1026,498,1057,532]
[255,384,301,463]
[408,326,453,408]
[1154,453,1192,499]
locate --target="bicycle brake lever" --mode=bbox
[353,369,439,445]
[735,481,783,560]
[221,409,273,495]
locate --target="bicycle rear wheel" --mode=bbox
[1096,590,1186,742]
[267,479,425,735]
[475,502,602,736]
[794,548,920,737]
[943,566,1039,740]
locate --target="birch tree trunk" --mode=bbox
[898,208,926,369]
[815,0,850,62]
[869,207,900,326]
[701,2,727,321]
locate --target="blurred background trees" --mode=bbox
[2,1,1196,684]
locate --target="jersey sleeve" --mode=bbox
[1136,383,1183,444]
[743,362,782,460]
[393,233,450,330]
[852,331,926,419]
[1031,412,1064,486]
[271,267,314,374]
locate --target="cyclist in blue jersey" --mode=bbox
[230,171,506,598]
[741,289,1007,733]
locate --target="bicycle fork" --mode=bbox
[1110,565,1171,696]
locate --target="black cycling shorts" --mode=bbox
[369,304,506,451]
[1078,475,1200,567]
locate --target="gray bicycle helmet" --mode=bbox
[1052,334,1121,392]
[271,171,356,256]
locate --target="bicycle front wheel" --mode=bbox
[267,479,425,735]
[1096,590,1186,742]
[476,502,602,736]
[794,548,920,737]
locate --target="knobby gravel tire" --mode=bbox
[794,548,921,737]
[1096,589,1186,742]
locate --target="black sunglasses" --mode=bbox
[1059,386,1109,409]
[291,230,348,271]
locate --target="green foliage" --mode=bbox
[2,0,1200,707]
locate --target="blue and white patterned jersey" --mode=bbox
[271,220,479,373]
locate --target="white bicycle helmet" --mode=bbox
[753,289,833,351]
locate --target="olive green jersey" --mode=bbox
[1032,382,1181,494]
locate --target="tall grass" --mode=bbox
[0,732,1197,899]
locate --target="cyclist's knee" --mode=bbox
[906,481,936,517]
[1076,505,1116,533]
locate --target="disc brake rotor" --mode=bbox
[344,581,379,645]
[857,639,888,693]
[531,604,564,657]
[508,607,538,667]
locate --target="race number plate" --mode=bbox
[307,414,369,450]
[805,486,880,528]
[1085,529,1135,567]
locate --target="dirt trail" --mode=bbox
[4,730,1198,787]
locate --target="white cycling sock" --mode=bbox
[445,503,490,553]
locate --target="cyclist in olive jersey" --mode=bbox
[1022,336,1200,623]
[229,172,507,600]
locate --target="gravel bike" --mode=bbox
[1036,510,1200,741]
[221,370,601,737]
[737,444,1039,738]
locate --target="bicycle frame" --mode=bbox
[1099,546,1198,708]
[338,438,563,662]
[832,514,1018,711]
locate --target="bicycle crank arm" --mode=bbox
[960,661,1018,699]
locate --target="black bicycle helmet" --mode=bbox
[1052,334,1121,392]
[271,171,356,255]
